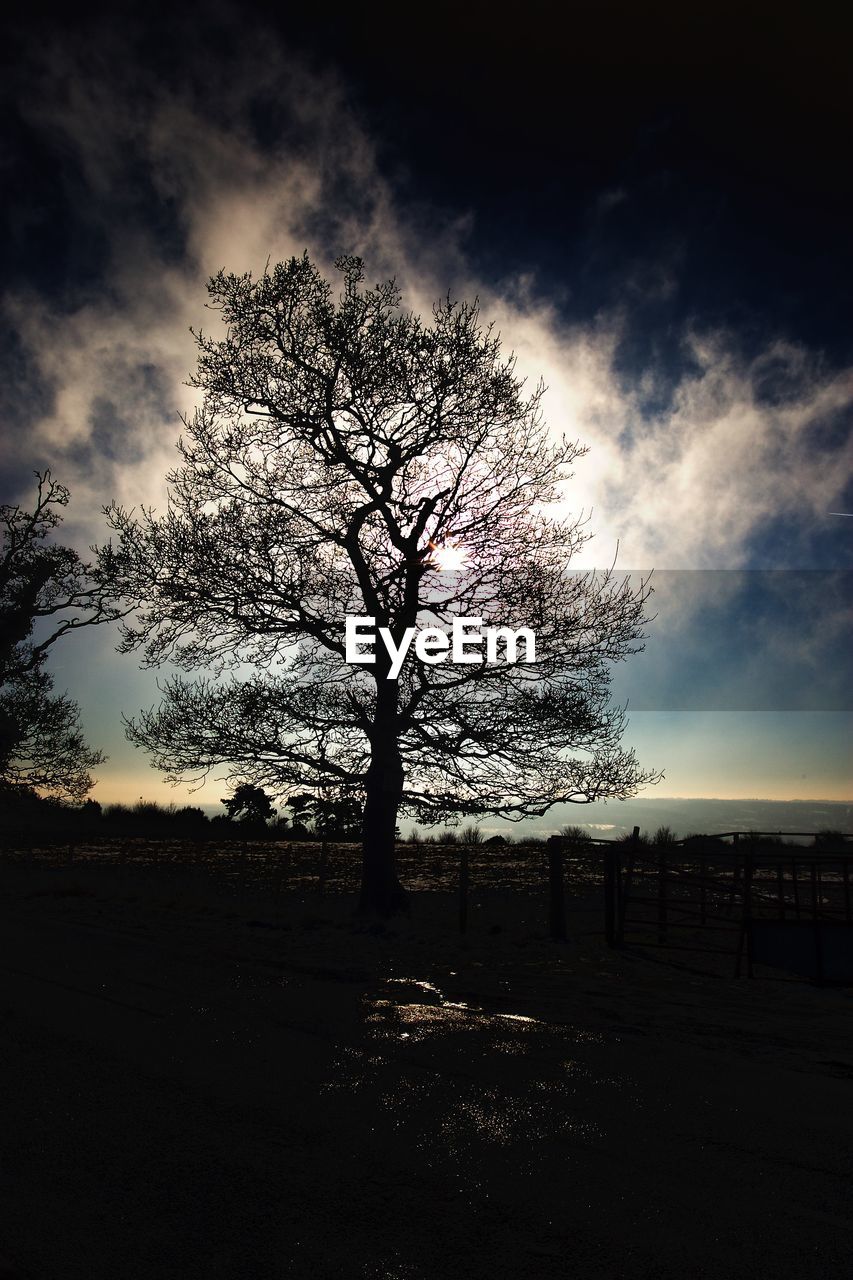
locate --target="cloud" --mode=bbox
[477,307,853,570]
[3,10,852,582]
[607,570,852,711]
[0,7,847,811]
[1,16,472,526]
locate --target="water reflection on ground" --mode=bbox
[322,972,634,1202]
[5,869,853,1279]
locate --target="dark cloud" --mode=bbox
[612,571,853,711]
[1,1,849,802]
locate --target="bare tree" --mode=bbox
[1,473,123,801]
[101,254,659,912]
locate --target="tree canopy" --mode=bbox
[222,782,276,825]
[1,473,120,801]
[101,253,659,910]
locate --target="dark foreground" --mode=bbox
[1,860,852,1279]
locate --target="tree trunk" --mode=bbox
[359,728,408,916]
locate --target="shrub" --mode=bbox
[559,824,592,844]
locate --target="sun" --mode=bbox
[428,539,469,572]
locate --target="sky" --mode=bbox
[1,1,851,826]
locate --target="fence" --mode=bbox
[4,827,853,978]
[547,829,853,980]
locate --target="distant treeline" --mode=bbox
[0,786,351,841]
[1,794,255,840]
[1,787,848,852]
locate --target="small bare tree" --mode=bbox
[101,254,659,912]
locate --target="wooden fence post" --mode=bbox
[657,846,668,944]
[458,843,470,934]
[317,839,328,897]
[616,826,639,944]
[791,856,801,919]
[604,842,617,947]
[727,832,740,915]
[548,839,567,942]
[742,849,754,977]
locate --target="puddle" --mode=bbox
[386,978,444,998]
[316,971,642,1189]
[361,976,611,1051]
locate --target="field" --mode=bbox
[0,833,602,894]
[1,839,852,1279]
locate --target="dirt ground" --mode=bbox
[1,857,852,1279]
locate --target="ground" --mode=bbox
[0,850,851,1279]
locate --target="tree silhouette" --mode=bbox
[222,782,275,825]
[101,254,658,913]
[286,790,362,839]
[1,473,121,801]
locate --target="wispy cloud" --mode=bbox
[4,17,851,578]
[2,8,847,808]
